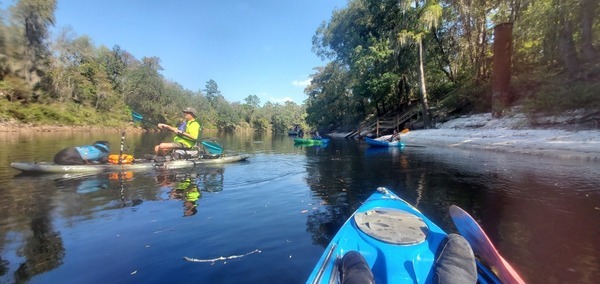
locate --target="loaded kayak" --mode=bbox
[10,154,250,174]
[307,187,502,284]
[294,138,330,145]
[364,137,405,148]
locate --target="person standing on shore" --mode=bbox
[154,107,201,156]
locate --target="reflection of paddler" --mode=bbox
[167,176,201,217]
[184,200,198,217]
[183,184,200,217]
[185,184,200,202]
[176,177,192,190]
[157,174,177,187]
[168,177,191,199]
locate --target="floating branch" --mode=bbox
[183,249,262,263]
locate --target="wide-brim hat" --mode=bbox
[183,107,197,117]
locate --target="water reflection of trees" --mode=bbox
[156,166,225,193]
[15,213,65,283]
[197,166,224,193]
[2,166,229,281]
[2,172,151,282]
[301,141,495,247]
[2,175,65,283]
[157,166,225,217]
[303,142,372,247]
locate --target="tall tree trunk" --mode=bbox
[432,28,455,82]
[477,18,488,79]
[580,0,598,62]
[558,20,580,75]
[418,38,431,129]
[492,23,513,118]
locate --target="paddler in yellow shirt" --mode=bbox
[154,107,201,156]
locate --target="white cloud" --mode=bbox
[291,78,311,88]
[269,96,295,104]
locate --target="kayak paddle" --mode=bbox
[449,205,526,284]
[201,139,224,154]
[131,111,159,125]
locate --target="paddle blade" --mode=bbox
[132,111,143,122]
[449,205,526,284]
[201,141,223,154]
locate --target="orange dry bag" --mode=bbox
[108,154,134,164]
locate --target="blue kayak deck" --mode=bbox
[364,137,405,148]
[307,188,446,283]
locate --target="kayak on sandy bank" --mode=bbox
[364,137,405,148]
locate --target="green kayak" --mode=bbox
[293,138,330,145]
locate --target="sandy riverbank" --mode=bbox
[333,112,600,162]
[0,120,145,133]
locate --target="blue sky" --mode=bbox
[43,0,348,105]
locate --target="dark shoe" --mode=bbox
[434,234,477,284]
[340,251,374,284]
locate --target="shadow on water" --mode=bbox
[1,132,599,283]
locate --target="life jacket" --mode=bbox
[185,186,201,202]
[174,119,200,148]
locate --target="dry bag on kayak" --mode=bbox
[108,154,134,164]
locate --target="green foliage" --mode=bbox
[0,74,32,101]
[2,0,598,133]
[519,69,600,114]
[306,0,599,130]
[446,79,491,113]
[12,0,56,85]
[0,1,308,132]
[305,61,359,131]
[0,101,128,126]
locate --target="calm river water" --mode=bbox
[0,131,599,283]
